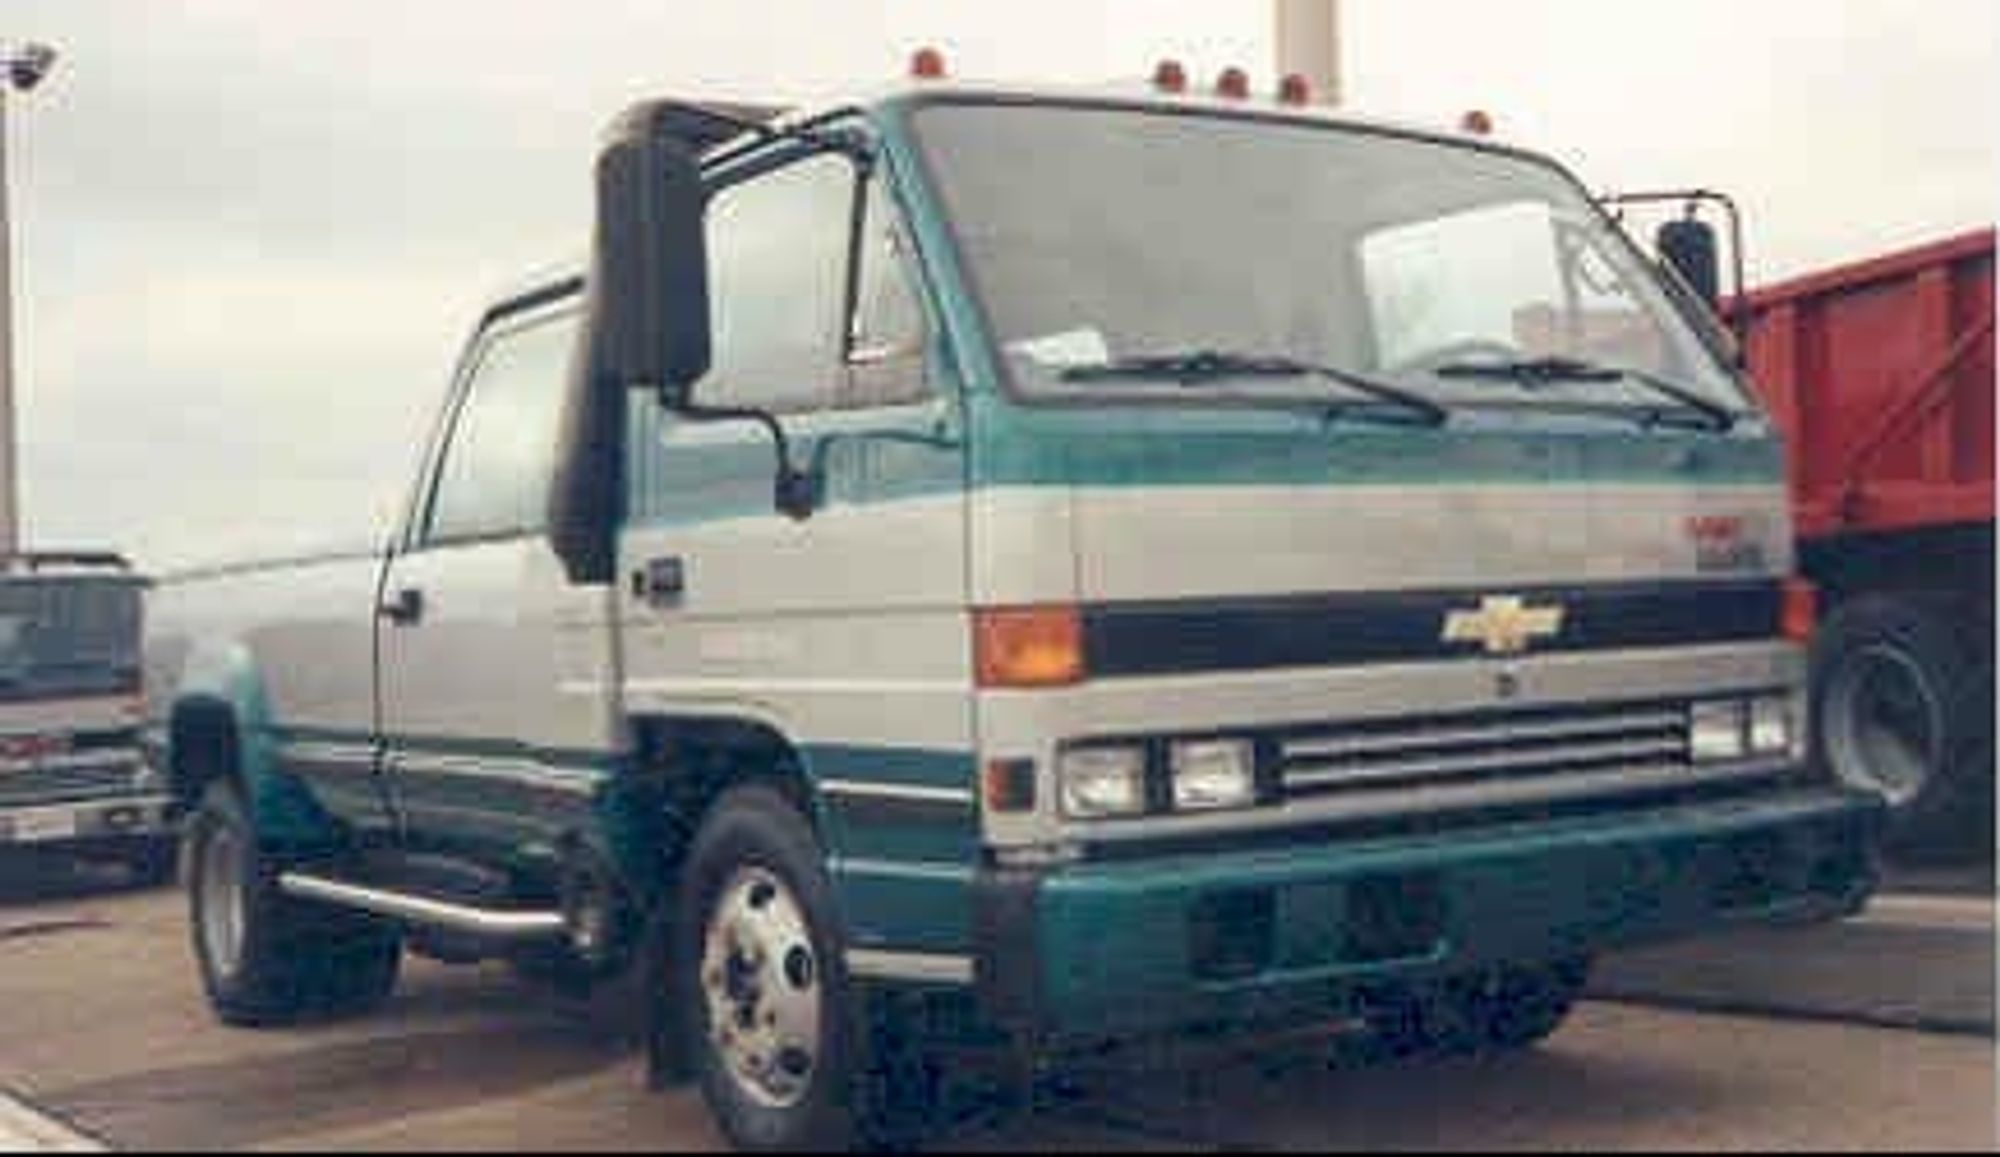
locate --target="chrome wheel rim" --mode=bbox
[198,822,247,977]
[699,866,822,1110]
[1826,643,1942,808]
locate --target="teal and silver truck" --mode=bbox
[144,73,1883,1150]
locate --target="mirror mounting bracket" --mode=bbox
[669,396,816,520]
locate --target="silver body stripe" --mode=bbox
[844,949,975,985]
[820,779,974,806]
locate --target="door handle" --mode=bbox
[631,557,685,609]
[378,587,424,625]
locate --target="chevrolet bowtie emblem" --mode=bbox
[1442,595,1565,656]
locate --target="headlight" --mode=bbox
[1749,694,1796,756]
[1170,739,1256,811]
[1689,700,1748,762]
[1058,745,1147,818]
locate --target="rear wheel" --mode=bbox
[1813,593,1994,860]
[186,781,401,1025]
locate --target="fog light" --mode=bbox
[1749,694,1795,756]
[1170,739,1255,811]
[1690,699,1748,762]
[1059,745,1147,818]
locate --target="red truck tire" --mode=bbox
[1810,592,1995,859]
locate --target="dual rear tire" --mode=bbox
[1811,593,1995,860]
[184,781,402,1025]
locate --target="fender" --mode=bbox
[168,641,338,846]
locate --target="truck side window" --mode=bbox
[697,152,856,413]
[424,310,578,545]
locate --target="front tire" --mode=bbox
[185,781,401,1025]
[675,786,859,1151]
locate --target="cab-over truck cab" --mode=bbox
[2,551,171,881]
[147,80,1882,1150]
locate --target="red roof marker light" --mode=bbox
[1278,73,1311,105]
[1216,67,1250,100]
[1153,59,1187,94]
[911,47,947,80]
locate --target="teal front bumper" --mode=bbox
[973,787,1881,1042]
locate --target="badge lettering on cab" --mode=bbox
[1685,514,1769,573]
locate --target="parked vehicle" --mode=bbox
[145,67,1883,1150]
[1738,230,1994,860]
[1,551,172,883]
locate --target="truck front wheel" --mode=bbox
[1812,593,1994,860]
[674,785,863,1151]
[186,781,401,1025]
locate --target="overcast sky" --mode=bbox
[5,0,1995,570]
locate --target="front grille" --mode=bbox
[0,756,141,808]
[1274,699,1774,815]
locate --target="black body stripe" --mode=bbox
[1083,580,1780,677]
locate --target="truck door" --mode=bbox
[376,294,620,871]
[617,140,975,824]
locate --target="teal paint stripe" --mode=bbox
[803,744,976,791]
[833,857,976,957]
[623,401,1781,532]
[971,397,1785,490]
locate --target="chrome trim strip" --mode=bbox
[276,740,377,764]
[0,749,140,776]
[0,796,173,842]
[1280,709,1687,761]
[278,873,567,940]
[819,779,974,806]
[383,750,601,796]
[844,948,975,984]
[1285,736,1689,790]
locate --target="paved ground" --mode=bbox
[1,855,1994,1152]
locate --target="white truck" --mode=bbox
[145,72,1881,1150]
[1,551,172,882]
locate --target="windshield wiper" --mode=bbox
[1060,348,1448,426]
[1432,355,1737,432]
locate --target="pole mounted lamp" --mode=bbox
[0,40,57,558]
[6,42,55,92]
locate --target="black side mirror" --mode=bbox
[550,107,713,584]
[588,114,711,405]
[1656,214,1721,310]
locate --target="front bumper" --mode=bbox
[0,794,175,847]
[974,786,1881,1043]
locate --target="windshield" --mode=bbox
[910,101,1750,415]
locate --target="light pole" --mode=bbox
[0,40,56,559]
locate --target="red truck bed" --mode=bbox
[1737,229,1995,541]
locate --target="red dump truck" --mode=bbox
[1738,229,1994,858]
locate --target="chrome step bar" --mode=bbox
[278,872,566,941]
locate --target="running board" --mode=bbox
[278,872,566,941]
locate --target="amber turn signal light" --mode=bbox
[1781,577,1818,642]
[974,606,1085,688]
